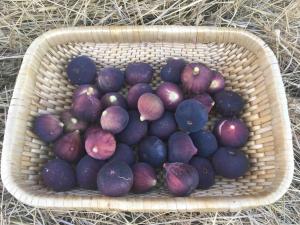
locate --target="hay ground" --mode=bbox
[0,0,299,224]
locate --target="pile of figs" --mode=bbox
[35,56,250,197]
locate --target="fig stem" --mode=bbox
[140,116,145,121]
[193,67,200,75]
[71,118,77,124]
[86,87,94,96]
[59,122,64,127]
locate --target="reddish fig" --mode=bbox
[190,130,218,157]
[193,93,215,113]
[60,110,88,133]
[214,90,244,117]
[127,83,153,109]
[156,82,183,110]
[160,58,186,84]
[190,157,215,189]
[138,93,164,121]
[149,112,177,140]
[208,71,225,94]
[164,162,199,197]
[73,85,101,100]
[100,106,129,134]
[101,92,127,109]
[132,163,157,193]
[33,114,64,142]
[97,67,124,92]
[168,131,197,163]
[109,144,135,166]
[125,62,153,85]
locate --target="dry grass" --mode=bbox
[0,0,299,224]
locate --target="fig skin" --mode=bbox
[208,71,225,94]
[193,93,215,113]
[181,63,213,94]
[101,92,128,109]
[109,143,135,166]
[76,155,105,190]
[97,67,125,93]
[149,112,177,140]
[84,125,102,140]
[214,90,244,117]
[53,130,84,163]
[138,136,167,168]
[168,131,198,163]
[85,129,116,160]
[214,118,249,148]
[125,62,153,85]
[160,58,186,84]
[175,99,208,133]
[117,111,148,145]
[138,93,164,121]
[60,110,88,133]
[156,82,183,110]
[73,85,101,100]
[190,130,218,157]
[42,159,76,192]
[33,114,64,143]
[212,147,250,179]
[100,106,129,134]
[127,83,153,109]
[132,162,157,193]
[67,56,96,85]
[164,162,199,197]
[190,156,215,189]
[97,160,133,197]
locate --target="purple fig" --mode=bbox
[100,106,129,134]
[84,125,102,140]
[138,93,164,121]
[160,58,186,84]
[127,83,153,109]
[190,130,218,157]
[214,90,244,117]
[208,71,225,94]
[125,62,153,85]
[109,143,135,166]
[60,110,88,133]
[97,67,124,92]
[149,112,177,140]
[73,85,101,100]
[132,162,157,193]
[156,82,183,110]
[193,93,215,113]
[190,157,215,189]
[101,92,127,109]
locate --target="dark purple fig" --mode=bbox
[214,90,244,117]
[149,112,177,140]
[53,130,84,163]
[60,110,88,133]
[208,71,225,94]
[212,147,249,179]
[138,136,167,168]
[127,83,153,109]
[42,159,76,192]
[175,99,208,132]
[76,155,105,190]
[73,85,101,100]
[67,56,96,85]
[101,92,127,109]
[190,130,218,157]
[156,82,183,110]
[85,129,116,160]
[214,118,249,148]
[190,157,215,189]
[138,93,164,121]
[109,143,135,166]
[97,67,124,92]
[84,125,102,140]
[125,62,153,85]
[181,63,213,94]
[160,58,186,84]
[193,93,215,113]
[168,131,197,163]
[163,162,199,197]
[117,111,148,145]
[132,162,157,193]
[33,114,64,142]
[97,160,133,197]
[100,106,129,134]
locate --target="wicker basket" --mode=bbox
[1,26,294,212]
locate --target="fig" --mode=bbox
[149,112,177,140]
[175,99,208,132]
[138,136,167,168]
[168,131,197,163]
[214,118,249,148]
[181,63,213,94]
[125,62,153,85]
[190,157,215,189]
[101,92,127,109]
[208,71,225,94]
[156,82,183,110]
[97,67,124,92]
[127,83,153,109]
[138,93,164,121]
[160,58,186,84]
[97,160,133,197]
[117,111,148,145]
[163,162,199,197]
[53,130,84,163]
[67,56,96,85]
[212,147,249,179]
[60,110,88,133]
[85,128,116,160]
[100,106,129,134]
[214,90,244,117]
[33,114,64,142]
[193,93,215,113]
[190,130,218,157]
[109,143,135,166]
[84,125,102,140]
[132,162,157,193]
[42,159,76,192]
[76,155,105,190]
[73,85,101,100]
